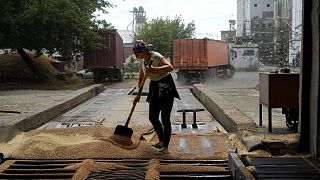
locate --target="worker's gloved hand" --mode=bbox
[133,95,141,104]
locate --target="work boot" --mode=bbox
[152,142,163,149]
[156,147,169,155]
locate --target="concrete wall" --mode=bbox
[237,0,245,37]
[250,0,274,18]
[300,0,320,158]
[308,0,320,158]
[289,0,302,66]
[229,45,259,70]
[192,84,258,133]
[0,84,105,143]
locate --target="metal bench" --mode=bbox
[177,108,205,129]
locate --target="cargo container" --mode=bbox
[84,30,124,82]
[173,39,234,83]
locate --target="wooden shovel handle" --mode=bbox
[125,60,153,126]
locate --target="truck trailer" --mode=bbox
[84,30,124,83]
[173,39,234,83]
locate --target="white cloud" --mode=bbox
[99,0,237,39]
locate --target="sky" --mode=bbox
[97,0,237,40]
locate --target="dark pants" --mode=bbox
[149,94,174,148]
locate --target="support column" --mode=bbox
[300,0,320,158]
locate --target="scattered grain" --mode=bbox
[145,159,160,180]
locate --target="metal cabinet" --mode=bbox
[259,72,299,132]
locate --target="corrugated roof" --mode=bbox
[117,30,134,44]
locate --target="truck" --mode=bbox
[84,30,124,83]
[173,39,234,83]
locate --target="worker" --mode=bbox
[132,40,180,155]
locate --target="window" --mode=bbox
[267,4,270,7]
[231,50,237,59]
[243,50,254,56]
[254,4,257,7]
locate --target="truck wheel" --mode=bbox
[201,71,209,84]
[210,68,217,81]
[120,70,124,81]
[226,69,233,78]
[285,110,298,130]
[228,66,235,78]
[176,71,181,81]
[93,76,100,83]
[222,69,228,79]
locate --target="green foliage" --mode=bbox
[0,0,113,57]
[124,55,139,79]
[134,16,195,58]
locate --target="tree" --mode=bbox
[0,0,113,80]
[134,16,195,59]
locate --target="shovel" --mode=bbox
[114,59,153,138]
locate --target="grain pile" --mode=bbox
[0,125,234,160]
[0,125,149,159]
[0,125,249,179]
[105,134,139,149]
[228,133,271,157]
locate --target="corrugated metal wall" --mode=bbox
[84,31,123,69]
[173,39,229,70]
[206,40,229,67]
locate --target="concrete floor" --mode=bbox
[0,71,299,156]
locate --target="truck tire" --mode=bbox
[176,71,181,81]
[116,69,124,81]
[227,66,235,78]
[93,76,100,83]
[209,68,217,81]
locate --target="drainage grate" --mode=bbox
[0,159,77,179]
[0,159,149,179]
[53,116,105,128]
[0,159,234,179]
[56,122,97,128]
[242,156,320,179]
[159,159,232,179]
[86,159,148,180]
[54,115,100,123]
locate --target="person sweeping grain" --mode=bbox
[132,40,180,155]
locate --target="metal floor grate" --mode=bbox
[0,159,77,179]
[86,159,148,180]
[159,159,232,179]
[0,159,149,179]
[0,159,233,179]
[243,157,320,179]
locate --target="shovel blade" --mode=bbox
[114,125,133,138]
